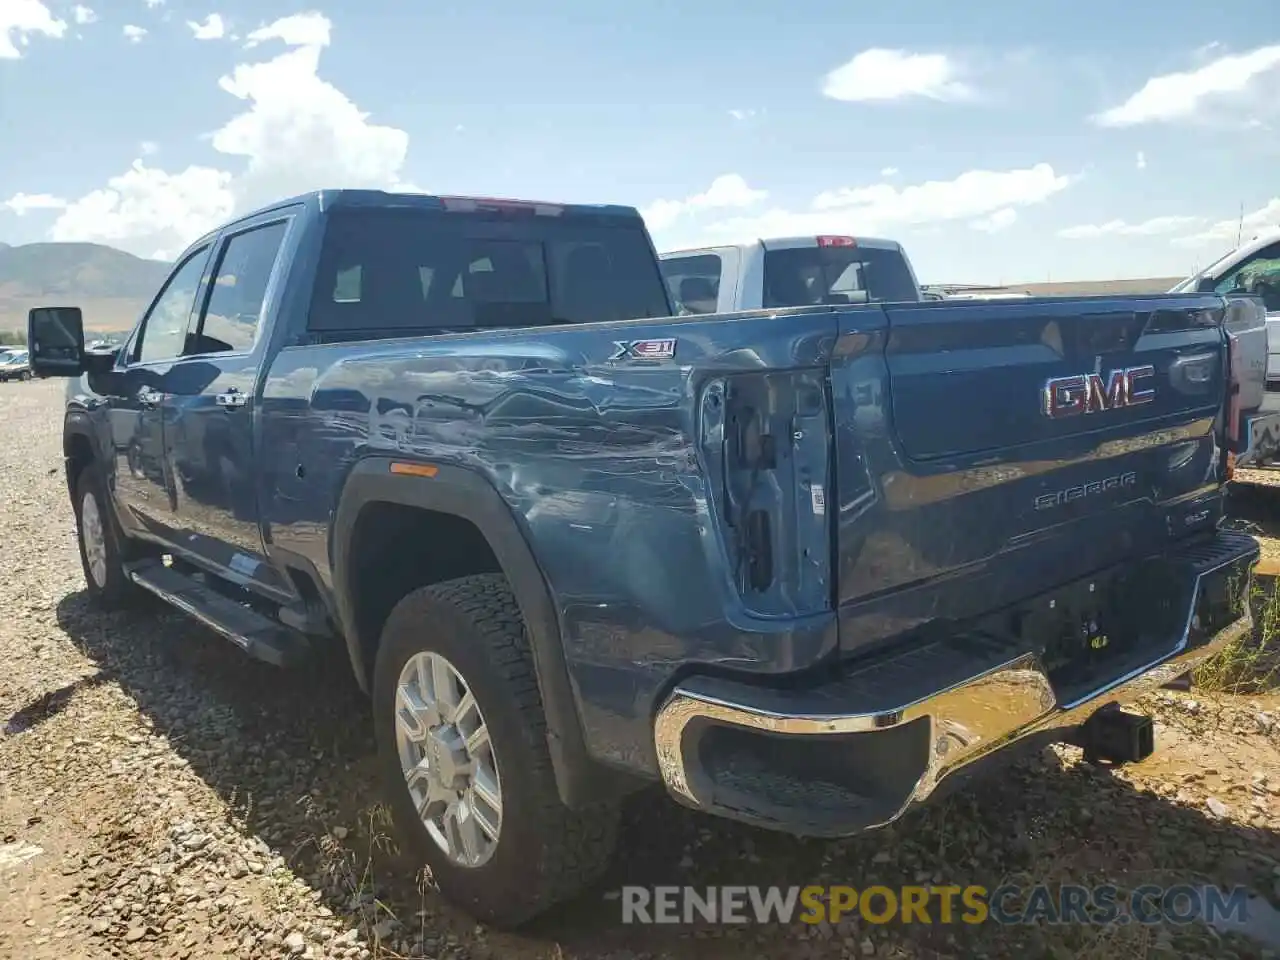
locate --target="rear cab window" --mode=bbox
[307,204,672,336]
[762,241,920,308]
[660,253,722,315]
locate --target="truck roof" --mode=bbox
[233,189,644,225]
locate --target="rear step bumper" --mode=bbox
[652,529,1258,837]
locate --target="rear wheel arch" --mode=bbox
[330,457,603,807]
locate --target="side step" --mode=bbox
[126,560,311,668]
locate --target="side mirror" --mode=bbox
[27,306,86,378]
[1195,275,1219,294]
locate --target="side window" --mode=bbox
[333,265,361,302]
[192,220,289,354]
[1215,241,1280,311]
[659,254,721,315]
[134,246,210,364]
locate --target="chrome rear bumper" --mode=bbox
[653,530,1259,836]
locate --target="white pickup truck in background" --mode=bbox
[658,235,923,314]
[1171,230,1280,385]
[1170,230,1280,470]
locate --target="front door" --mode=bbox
[162,213,294,600]
[109,243,214,544]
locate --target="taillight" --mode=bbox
[698,371,833,617]
[1226,331,1241,481]
[440,196,564,216]
[817,235,857,248]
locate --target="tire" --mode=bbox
[373,573,619,928]
[73,465,139,608]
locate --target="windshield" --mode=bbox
[762,244,920,307]
[309,208,673,334]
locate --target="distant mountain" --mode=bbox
[0,242,171,300]
[0,241,172,334]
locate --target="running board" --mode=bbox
[125,560,311,668]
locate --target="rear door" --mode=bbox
[828,295,1229,656]
[161,211,295,600]
[658,247,740,314]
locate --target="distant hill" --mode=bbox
[0,241,170,298]
[976,277,1184,297]
[0,242,170,336]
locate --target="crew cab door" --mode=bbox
[658,247,741,315]
[160,212,295,600]
[109,243,215,543]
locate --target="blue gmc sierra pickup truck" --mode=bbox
[26,190,1269,927]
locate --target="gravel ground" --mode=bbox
[1,376,1279,960]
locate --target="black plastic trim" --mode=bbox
[330,456,610,808]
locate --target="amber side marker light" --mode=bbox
[390,461,439,478]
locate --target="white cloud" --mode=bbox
[144,0,164,7]
[880,167,899,177]
[48,162,234,259]
[641,175,768,232]
[122,24,147,42]
[1173,199,1280,247]
[72,5,96,25]
[34,12,414,258]
[2,193,69,215]
[971,208,1017,233]
[211,14,409,208]
[0,0,67,58]
[654,164,1072,248]
[1136,150,1147,170]
[823,49,973,103]
[139,140,158,156]
[728,108,757,121]
[244,12,330,48]
[1093,44,1280,126]
[187,13,226,40]
[1058,216,1202,240]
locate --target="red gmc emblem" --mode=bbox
[1042,365,1156,418]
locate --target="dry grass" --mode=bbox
[1195,575,1280,695]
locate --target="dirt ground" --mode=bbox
[1,376,1278,960]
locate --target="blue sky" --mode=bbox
[2,0,1279,284]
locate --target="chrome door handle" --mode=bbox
[215,389,248,409]
[136,386,162,408]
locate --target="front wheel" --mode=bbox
[373,574,619,928]
[74,467,139,608]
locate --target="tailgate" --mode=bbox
[829,295,1231,657]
